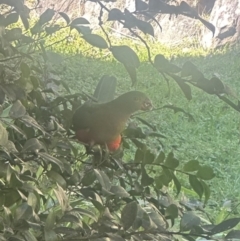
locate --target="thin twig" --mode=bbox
[0,55,22,62]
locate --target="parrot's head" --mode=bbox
[114,91,152,114]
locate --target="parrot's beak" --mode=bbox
[141,99,152,111]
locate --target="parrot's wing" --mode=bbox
[72,101,101,131]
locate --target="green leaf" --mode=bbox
[137,205,156,230]
[27,192,40,212]
[94,169,111,191]
[59,12,70,24]
[4,28,22,41]
[196,77,215,95]
[184,160,200,172]
[53,184,69,211]
[0,14,5,25]
[143,149,155,164]
[111,46,140,68]
[54,227,76,236]
[14,202,33,221]
[180,212,201,232]
[45,25,60,35]
[0,122,8,147]
[131,138,146,149]
[210,76,225,93]
[31,22,41,35]
[9,100,26,119]
[20,7,30,30]
[154,54,181,73]
[71,208,97,222]
[200,180,211,205]
[172,75,192,100]
[22,138,44,153]
[181,61,202,79]
[20,115,45,133]
[46,51,63,65]
[106,234,125,241]
[47,171,67,189]
[10,172,23,187]
[0,87,5,104]
[123,11,137,29]
[5,141,18,153]
[2,121,26,138]
[154,54,169,70]
[154,151,165,164]
[164,152,179,169]
[71,17,90,26]
[121,201,138,230]
[148,210,166,230]
[3,206,11,226]
[81,170,96,186]
[136,117,157,131]
[82,34,108,49]
[23,183,43,196]
[141,166,154,187]
[1,84,26,101]
[197,165,215,180]
[167,63,181,73]
[211,218,240,234]
[154,176,163,189]
[4,189,21,207]
[4,12,19,26]
[21,230,38,241]
[74,25,92,35]
[91,199,104,212]
[13,219,30,232]
[165,204,178,219]
[171,172,181,195]
[58,213,79,223]
[189,175,203,199]
[124,64,137,86]
[0,105,12,124]
[108,8,125,21]
[39,9,55,26]
[44,229,58,241]
[225,230,240,239]
[157,168,173,186]
[38,152,64,171]
[136,19,154,36]
[134,148,144,162]
[30,76,40,89]
[20,62,31,78]
[110,186,130,198]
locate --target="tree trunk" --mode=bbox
[202,0,240,48]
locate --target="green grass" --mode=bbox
[50,31,240,220]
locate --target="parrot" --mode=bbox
[72,91,152,152]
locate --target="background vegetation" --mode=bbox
[0,0,240,240]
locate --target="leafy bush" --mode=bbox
[0,1,240,241]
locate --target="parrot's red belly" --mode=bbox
[76,129,121,152]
